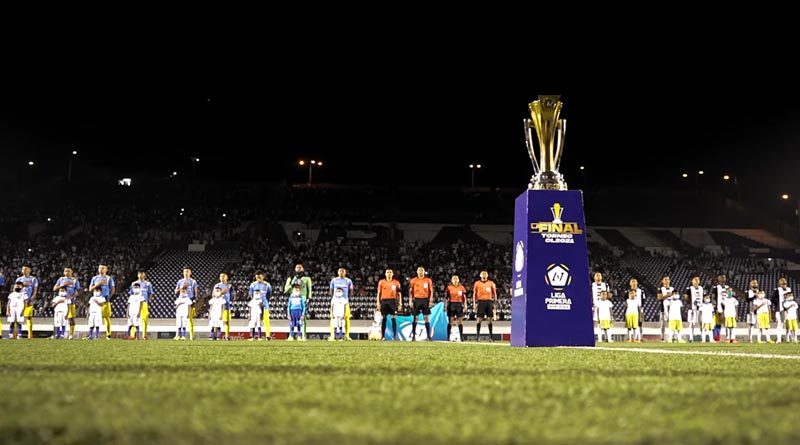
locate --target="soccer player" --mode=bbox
[213,273,233,340]
[591,273,609,342]
[446,275,467,342]
[684,276,704,342]
[207,289,225,341]
[127,284,144,340]
[86,292,106,340]
[247,292,263,341]
[625,290,640,342]
[628,278,645,342]
[174,267,198,340]
[376,269,402,341]
[783,292,798,343]
[657,276,675,342]
[249,271,272,340]
[284,263,312,340]
[771,278,792,343]
[174,290,192,341]
[53,267,81,339]
[409,267,434,341]
[130,271,154,340]
[746,280,760,342]
[15,266,38,339]
[753,291,772,343]
[713,274,730,339]
[666,294,685,343]
[721,290,739,343]
[89,265,116,340]
[329,268,354,340]
[6,282,27,339]
[473,270,497,342]
[51,293,68,339]
[287,281,305,341]
[330,287,347,341]
[699,295,715,343]
[596,291,613,342]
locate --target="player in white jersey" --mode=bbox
[657,276,676,342]
[625,290,641,342]
[207,291,225,341]
[591,273,609,342]
[666,294,685,343]
[330,289,348,341]
[174,292,192,341]
[596,291,614,343]
[684,276,704,342]
[6,283,27,339]
[628,279,645,341]
[713,274,730,337]
[51,295,68,339]
[752,291,772,343]
[86,293,106,340]
[721,291,739,343]
[127,287,143,340]
[783,292,798,343]
[746,280,760,343]
[247,295,263,341]
[368,310,383,341]
[772,278,791,343]
[699,296,715,343]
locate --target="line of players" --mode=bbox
[3,263,500,342]
[591,273,799,344]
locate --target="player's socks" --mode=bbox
[392,318,397,339]
[411,320,417,340]
[476,322,482,338]
[425,322,430,339]
[458,324,463,339]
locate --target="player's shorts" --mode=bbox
[248,317,263,329]
[669,320,683,331]
[625,313,638,329]
[102,302,112,318]
[724,317,736,328]
[140,301,149,320]
[23,305,33,318]
[757,313,770,329]
[746,312,755,325]
[67,304,77,319]
[222,309,231,323]
[380,300,397,316]
[476,300,494,318]
[599,319,612,330]
[687,310,698,324]
[88,312,103,328]
[53,311,66,327]
[175,316,188,329]
[447,302,464,318]
[208,317,222,329]
[7,309,23,324]
[702,323,713,331]
[127,316,140,327]
[412,299,431,316]
[787,319,798,331]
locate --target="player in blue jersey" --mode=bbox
[287,280,306,341]
[213,273,233,340]
[329,268,354,340]
[15,266,39,339]
[89,265,115,340]
[130,271,154,339]
[174,267,198,340]
[249,271,272,340]
[53,267,81,339]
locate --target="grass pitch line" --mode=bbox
[567,346,800,360]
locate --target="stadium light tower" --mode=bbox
[299,159,322,186]
[781,194,800,228]
[68,150,78,182]
[723,174,741,201]
[468,163,482,188]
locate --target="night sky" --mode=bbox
[3,44,799,214]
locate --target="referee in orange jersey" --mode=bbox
[409,267,434,341]
[376,269,402,340]
[473,270,497,342]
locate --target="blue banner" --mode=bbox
[384,302,448,341]
[511,190,594,347]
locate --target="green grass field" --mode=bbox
[2,340,799,444]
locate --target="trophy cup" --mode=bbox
[524,95,568,190]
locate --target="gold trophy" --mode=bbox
[524,95,568,190]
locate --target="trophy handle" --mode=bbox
[523,119,540,173]
[554,119,566,172]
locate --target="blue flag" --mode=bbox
[384,302,448,341]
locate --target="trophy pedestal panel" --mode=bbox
[511,189,594,347]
